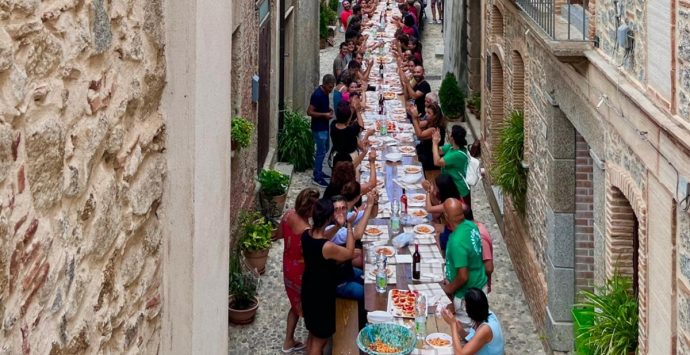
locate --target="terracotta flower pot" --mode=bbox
[243,249,270,275]
[228,296,259,325]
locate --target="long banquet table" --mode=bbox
[356,2,454,353]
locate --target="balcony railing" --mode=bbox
[515,0,589,41]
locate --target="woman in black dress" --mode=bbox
[301,198,357,354]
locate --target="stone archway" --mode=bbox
[605,163,648,354]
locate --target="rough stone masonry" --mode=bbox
[0,0,166,352]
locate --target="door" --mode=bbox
[258,12,272,169]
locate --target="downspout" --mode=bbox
[278,0,286,132]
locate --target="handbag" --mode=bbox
[459,149,482,187]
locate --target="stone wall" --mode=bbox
[678,6,690,122]
[442,0,468,90]
[230,0,260,235]
[678,209,690,347]
[0,0,165,353]
[595,0,646,83]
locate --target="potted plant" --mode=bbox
[228,251,260,325]
[439,72,465,121]
[258,168,290,217]
[490,110,527,214]
[278,109,314,172]
[238,210,274,274]
[231,116,253,151]
[467,92,481,117]
[574,273,638,355]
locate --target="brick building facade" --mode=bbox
[447,0,690,352]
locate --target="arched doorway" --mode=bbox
[488,53,504,160]
[604,164,648,354]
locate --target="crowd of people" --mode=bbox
[277,1,504,354]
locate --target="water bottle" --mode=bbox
[375,255,388,293]
[391,200,401,234]
[415,293,427,340]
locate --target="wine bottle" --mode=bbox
[412,242,421,280]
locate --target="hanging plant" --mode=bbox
[490,110,527,214]
[231,116,254,150]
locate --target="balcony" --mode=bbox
[514,0,591,59]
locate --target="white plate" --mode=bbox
[375,246,396,257]
[425,333,452,349]
[413,224,435,235]
[403,165,422,174]
[385,152,402,162]
[408,208,428,218]
[401,174,423,184]
[365,226,385,236]
[408,193,427,205]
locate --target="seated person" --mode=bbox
[442,288,505,354]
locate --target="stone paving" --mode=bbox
[229,11,547,355]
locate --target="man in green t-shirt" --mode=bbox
[441,198,487,332]
[432,125,471,208]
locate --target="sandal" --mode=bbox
[281,342,306,353]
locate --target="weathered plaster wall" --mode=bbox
[290,0,319,111]
[230,0,260,233]
[442,0,467,90]
[0,0,165,353]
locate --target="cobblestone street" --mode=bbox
[229,13,546,354]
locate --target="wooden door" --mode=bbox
[258,13,272,169]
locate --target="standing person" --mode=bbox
[340,1,353,32]
[307,75,336,187]
[441,288,505,354]
[431,125,472,209]
[430,0,444,23]
[464,209,494,293]
[301,198,357,355]
[278,188,320,353]
[441,198,488,334]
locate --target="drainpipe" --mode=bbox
[278,0,286,132]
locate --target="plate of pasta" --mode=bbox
[425,333,452,349]
[356,323,416,355]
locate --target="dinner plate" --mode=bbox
[365,226,384,236]
[425,333,452,349]
[403,165,422,174]
[367,267,394,279]
[401,173,422,184]
[385,152,403,162]
[375,246,396,257]
[413,224,435,235]
[408,208,428,218]
[398,146,416,155]
[409,193,426,204]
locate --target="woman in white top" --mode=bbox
[442,288,505,355]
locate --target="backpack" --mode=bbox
[460,149,482,188]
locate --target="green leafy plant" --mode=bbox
[574,273,638,355]
[258,169,289,197]
[491,110,527,214]
[467,92,481,111]
[229,251,260,310]
[231,116,254,149]
[278,109,314,172]
[238,210,274,252]
[329,0,339,13]
[438,72,465,119]
[320,3,337,40]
